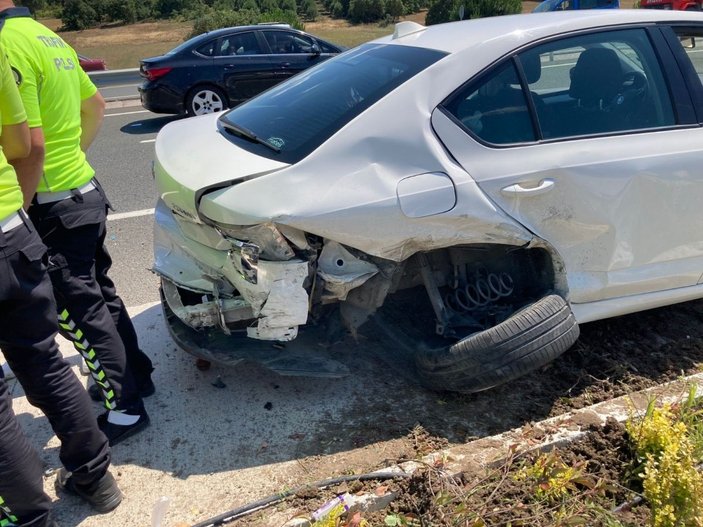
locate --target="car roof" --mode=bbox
[197,24,298,40]
[376,11,703,54]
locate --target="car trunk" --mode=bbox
[154,112,289,223]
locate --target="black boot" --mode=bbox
[55,469,122,513]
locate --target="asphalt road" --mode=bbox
[92,104,182,306]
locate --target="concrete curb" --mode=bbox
[279,372,703,526]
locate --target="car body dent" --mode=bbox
[431,108,703,304]
[154,199,309,340]
[189,62,535,262]
[318,241,380,302]
[153,199,225,293]
[153,11,703,369]
[154,112,535,337]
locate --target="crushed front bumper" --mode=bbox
[160,286,349,377]
[153,198,309,340]
[153,199,349,377]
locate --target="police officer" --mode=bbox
[0,2,154,445]
[0,44,121,526]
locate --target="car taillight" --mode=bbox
[143,66,173,81]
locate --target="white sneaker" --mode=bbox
[1,361,15,380]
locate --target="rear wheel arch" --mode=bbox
[365,243,576,393]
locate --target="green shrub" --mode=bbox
[425,0,519,24]
[16,0,46,15]
[329,0,345,16]
[279,0,298,12]
[188,7,302,37]
[348,0,384,22]
[300,0,319,20]
[626,393,703,527]
[386,0,404,20]
[102,0,155,24]
[155,0,200,18]
[60,0,99,30]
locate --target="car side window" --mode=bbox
[217,32,261,56]
[292,34,315,53]
[318,41,337,53]
[263,31,312,54]
[196,40,216,57]
[521,29,675,139]
[670,30,703,89]
[444,60,536,145]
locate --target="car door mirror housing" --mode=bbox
[310,43,321,55]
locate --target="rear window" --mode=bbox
[218,43,446,164]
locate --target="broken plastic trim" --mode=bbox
[228,240,260,284]
[161,278,253,331]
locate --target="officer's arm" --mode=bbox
[0,121,30,161]
[10,126,45,210]
[0,49,30,161]
[80,91,105,152]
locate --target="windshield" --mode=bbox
[218,43,446,164]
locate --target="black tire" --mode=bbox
[415,294,579,393]
[186,85,227,116]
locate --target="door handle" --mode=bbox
[501,178,555,196]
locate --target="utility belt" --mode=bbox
[34,179,97,205]
[0,208,26,233]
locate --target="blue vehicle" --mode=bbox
[533,0,619,11]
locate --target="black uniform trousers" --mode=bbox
[28,187,152,414]
[0,212,110,527]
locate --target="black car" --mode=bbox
[138,24,345,116]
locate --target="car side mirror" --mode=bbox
[680,36,696,49]
[310,43,321,56]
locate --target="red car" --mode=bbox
[77,54,107,72]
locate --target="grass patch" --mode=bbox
[43,19,194,69]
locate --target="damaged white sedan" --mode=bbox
[153,10,703,393]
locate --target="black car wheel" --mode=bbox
[415,294,579,393]
[186,86,227,116]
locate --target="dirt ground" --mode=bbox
[209,296,703,526]
[225,421,652,526]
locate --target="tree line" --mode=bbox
[17,0,521,32]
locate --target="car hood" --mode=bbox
[154,113,289,222]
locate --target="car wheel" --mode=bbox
[415,294,579,393]
[186,86,227,116]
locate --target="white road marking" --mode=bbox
[140,139,156,144]
[108,208,155,221]
[106,109,150,117]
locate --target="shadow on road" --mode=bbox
[120,115,183,135]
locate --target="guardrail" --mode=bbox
[88,67,141,87]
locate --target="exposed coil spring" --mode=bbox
[445,271,514,312]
